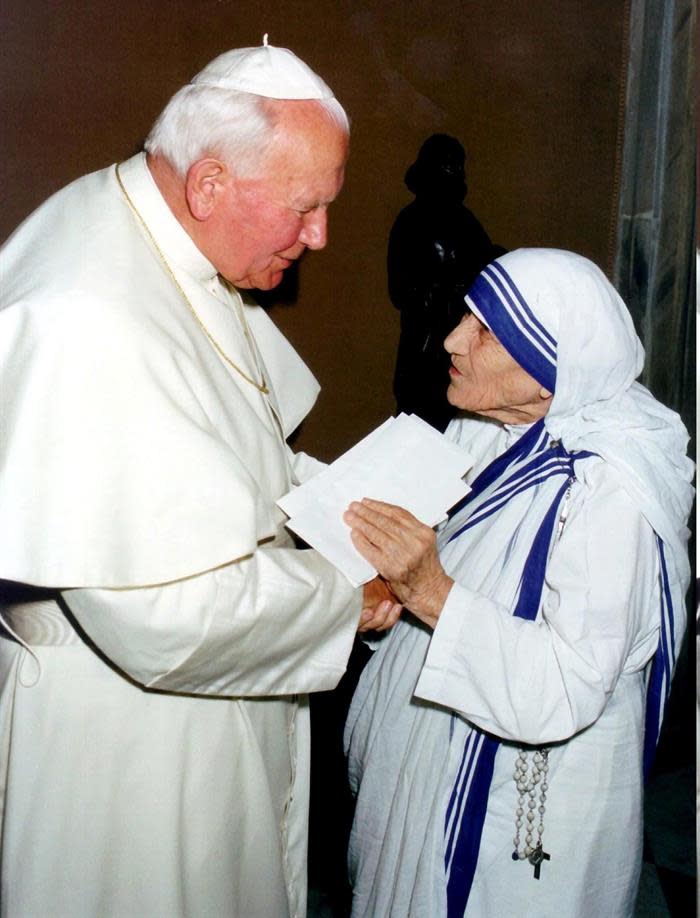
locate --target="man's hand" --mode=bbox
[359,576,402,633]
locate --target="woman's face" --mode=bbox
[444,313,553,424]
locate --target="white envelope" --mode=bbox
[277,414,473,585]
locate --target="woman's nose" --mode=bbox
[444,312,473,352]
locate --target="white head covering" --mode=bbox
[191,34,334,100]
[465,247,694,577]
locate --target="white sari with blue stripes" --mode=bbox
[346,414,678,918]
[346,249,692,918]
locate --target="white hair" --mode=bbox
[144,84,349,178]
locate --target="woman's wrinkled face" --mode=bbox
[444,312,553,424]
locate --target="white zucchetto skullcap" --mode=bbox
[190,34,335,100]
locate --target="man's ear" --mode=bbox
[185,158,227,221]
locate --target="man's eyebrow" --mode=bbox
[294,199,332,213]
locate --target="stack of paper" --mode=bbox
[277,413,474,585]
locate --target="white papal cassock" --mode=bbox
[0,153,361,918]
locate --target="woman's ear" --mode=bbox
[185,158,227,221]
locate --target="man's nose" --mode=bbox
[299,209,328,250]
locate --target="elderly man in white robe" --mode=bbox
[344,249,693,917]
[0,40,395,918]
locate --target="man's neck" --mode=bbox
[147,154,199,242]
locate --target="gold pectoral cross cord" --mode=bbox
[115,163,269,395]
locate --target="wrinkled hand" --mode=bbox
[345,499,453,629]
[360,577,403,633]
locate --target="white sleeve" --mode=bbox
[414,472,660,744]
[286,445,327,484]
[62,544,361,697]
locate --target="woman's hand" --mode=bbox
[345,499,453,629]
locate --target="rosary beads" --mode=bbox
[512,747,551,879]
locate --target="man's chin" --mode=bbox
[229,269,284,291]
[254,270,285,291]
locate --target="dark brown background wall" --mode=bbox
[0,0,625,460]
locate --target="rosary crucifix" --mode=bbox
[529,845,550,879]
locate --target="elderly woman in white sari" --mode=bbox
[343,248,693,918]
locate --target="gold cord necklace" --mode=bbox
[115,163,269,395]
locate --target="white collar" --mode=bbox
[115,152,219,284]
[502,421,535,447]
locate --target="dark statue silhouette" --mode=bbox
[388,134,504,431]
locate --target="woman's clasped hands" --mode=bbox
[348,498,454,631]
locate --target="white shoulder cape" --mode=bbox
[0,156,320,588]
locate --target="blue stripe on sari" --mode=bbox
[488,262,557,352]
[643,538,676,780]
[450,458,575,540]
[444,438,588,916]
[445,731,482,865]
[466,273,557,393]
[483,264,557,361]
[446,736,499,918]
[447,419,547,522]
